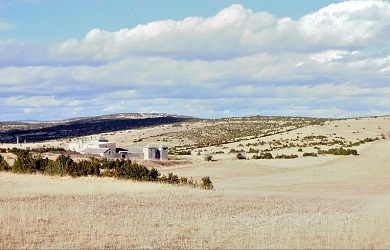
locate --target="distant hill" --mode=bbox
[0,113,196,143]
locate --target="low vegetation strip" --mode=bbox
[0,149,213,190]
[318,147,358,156]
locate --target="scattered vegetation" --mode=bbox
[170,116,329,152]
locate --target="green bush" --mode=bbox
[76,158,101,177]
[12,150,36,173]
[34,155,50,173]
[149,168,160,182]
[44,159,61,176]
[10,150,50,174]
[61,155,77,177]
[0,155,10,171]
[115,160,151,181]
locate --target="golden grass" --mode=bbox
[1,172,389,249]
[1,116,390,249]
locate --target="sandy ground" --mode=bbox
[1,116,390,248]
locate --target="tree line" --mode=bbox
[0,149,213,190]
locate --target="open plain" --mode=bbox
[1,116,390,249]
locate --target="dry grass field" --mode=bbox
[1,116,390,249]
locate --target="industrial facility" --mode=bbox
[68,136,168,160]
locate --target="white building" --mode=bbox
[143,144,169,160]
[68,136,168,160]
[68,136,116,158]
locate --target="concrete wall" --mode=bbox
[159,146,168,160]
[98,142,116,152]
[143,147,156,160]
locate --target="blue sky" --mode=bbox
[1,0,343,41]
[0,0,390,121]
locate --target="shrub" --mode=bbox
[229,148,244,154]
[44,159,62,176]
[302,152,318,157]
[148,168,160,181]
[34,155,50,173]
[180,177,188,185]
[0,155,10,171]
[166,172,179,184]
[10,150,50,174]
[115,160,151,181]
[318,147,358,156]
[252,152,273,159]
[201,176,214,190]
[275,154,298,159]
[175,150,191,155]
[12,150,36,173]
[76,158,101,177]
[236,153,246,160]
[204,155,213,161]
[247,148,259,154]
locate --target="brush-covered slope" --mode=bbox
[0,113,195,143]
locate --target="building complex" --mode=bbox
[68,136,168,160]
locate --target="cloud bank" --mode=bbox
[1,1,390,120]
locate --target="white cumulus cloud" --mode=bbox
[1,1,390,120]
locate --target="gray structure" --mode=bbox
[143,144,169,160]
[68,136,116,158]
[68,136,168,160]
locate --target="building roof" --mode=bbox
[125,147,144,153]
